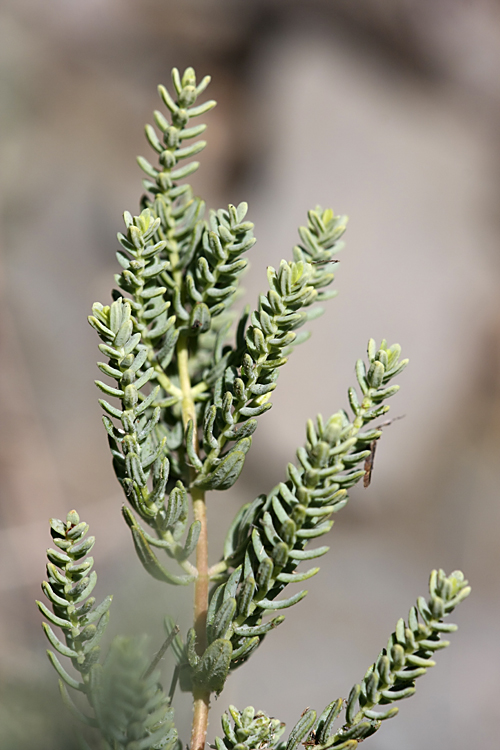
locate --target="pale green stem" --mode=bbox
[154,366,183,400]
[177,332,211,750]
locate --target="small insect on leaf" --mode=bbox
[363,440,377,488]
[303,731,318,747]
[364,415,405,488]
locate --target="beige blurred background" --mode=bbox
[1,1,499,748]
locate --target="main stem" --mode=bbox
[177,334,210,750]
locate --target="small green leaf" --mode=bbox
[286,709,316,750]
[195,442,250,491]
[257,589,307,610]
[42,623,78,658]
[122,507,194,585]
[193,638,232,694]
[47,650,85,691]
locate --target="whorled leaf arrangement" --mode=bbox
[38,65,471,750]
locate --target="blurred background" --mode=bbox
[1,0,499,747]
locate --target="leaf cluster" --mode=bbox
[213,705,286,750]
[196,340,408,679]
[283,569,471,750]
[37,511,179,750]
[36,510,112,699]
[87,67,347,596]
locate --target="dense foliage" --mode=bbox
[38,67,470,750]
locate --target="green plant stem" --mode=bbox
[177,333,211,750]
[154,366,183,400]
[177,335,195,430]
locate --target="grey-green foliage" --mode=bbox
[89,292,200,584]
[194,225,344,492]
[128,334,411,699]
[200,339,408,675]
[37,511,179,750]
[89,203,345,500]
[213,705,286,750]
[211,571,471,750]
[37,65,471,750]
[91,636,179,750]
[282,570,471,750]
[87,67,345,591]
[36,510,112,708]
